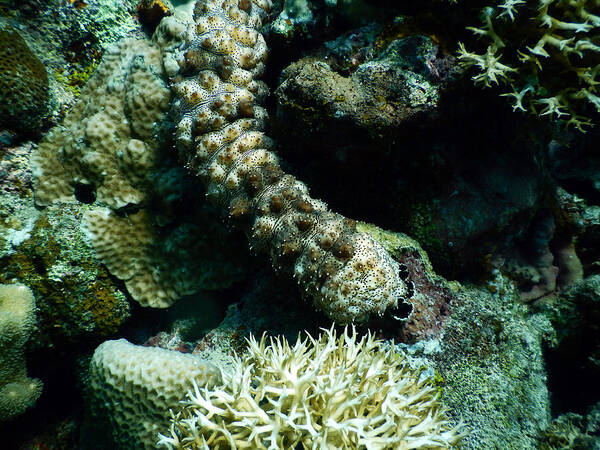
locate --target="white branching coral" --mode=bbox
[158,327,462,449]
[456,0,600,130]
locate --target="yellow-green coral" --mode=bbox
[0,204,130,347]
[456,0,600,131]
[54,62,100,97]
[158,326,462,449]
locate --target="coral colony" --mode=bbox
[456,0,600,130]
[159,327,460,448]
[2,0,599,448]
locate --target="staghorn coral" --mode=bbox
[0,27,50,134]
[158,326,462,449]
[456,0,600,130]
[88,339,222,449]
[0,283,43,421]
[161,0,411,323]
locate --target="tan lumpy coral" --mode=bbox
[84,208,200,307]
[31,37,169,208]
[0,283,43,421]
[88,339,222,449]
[158,326,462,449]
[163,0,410,323]
[31,32,247,309]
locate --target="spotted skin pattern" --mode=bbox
[166,0,410,323]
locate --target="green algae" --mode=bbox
[0,196,130,348]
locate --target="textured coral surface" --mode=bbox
[32,37,169,208]
[31,34,248,308]
[2,0,600,448]
[88,339,222,449]
[0,283,43,421]
[0,27,49,133]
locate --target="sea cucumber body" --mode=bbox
[166,0,409,323]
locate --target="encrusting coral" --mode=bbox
[0,283,43,421]
[0,27,50,133]
[160,0,411,323]
[157,326,462,449]
[83,208,199,307]
[31,37,169,209]
[456,0,600,130]
[30,37,182,308]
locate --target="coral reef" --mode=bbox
[270,16,555,281]
[0,27,50,134]
[0,283,43,421]
[426,273,553,448]
[2,0,599,448]
[538,403,600,448]
[32,37,169,208]
[31,34,248,308]
[158,326,462,449]
[456,0,600,130]
[163,0,413,323]
[83,205,247,307]
[87,339,222,449]
[0,144,130,346]
[274,32,452,149]
[0,0,143,139]
[0,198,131,348]
[83,261,553,448]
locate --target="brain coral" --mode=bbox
[159,0,411,323]
[456,0,600,130]
[88,339,222,449]
[158,326,462,449]
[0,27,50,133]
[0,283,43,421]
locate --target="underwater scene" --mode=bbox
[0,0,599,448]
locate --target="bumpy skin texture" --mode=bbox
[165,0,409,323]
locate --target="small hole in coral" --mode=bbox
[73,183,96,204]
[32,255,46,275]
[390,300,413,320]
[398,263,410,281]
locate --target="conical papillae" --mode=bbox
[164,0,410,323]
